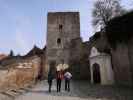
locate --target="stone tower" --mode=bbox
[46,12,80,70]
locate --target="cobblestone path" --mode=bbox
[14,80,133,100]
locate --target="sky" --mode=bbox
[0,0,132,55]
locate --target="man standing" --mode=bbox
[47,70,54,92]
[64,70,72,92]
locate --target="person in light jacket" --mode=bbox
[64,69,72,92]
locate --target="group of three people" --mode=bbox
[48,69,72,92]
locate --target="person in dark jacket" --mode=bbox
[48,70,54,92]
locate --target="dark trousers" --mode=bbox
[48,80,52,92]
[57,79,62,92]
[65,79,70,91]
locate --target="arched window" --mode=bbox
[57,38,61,45]
[59,24,63,30]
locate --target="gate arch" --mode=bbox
[92,63,101,84]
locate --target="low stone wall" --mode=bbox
[0,56,41,91]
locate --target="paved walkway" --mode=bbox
[14,80,133,100]
[15,80,89,100]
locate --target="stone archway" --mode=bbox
[92,63,101,84]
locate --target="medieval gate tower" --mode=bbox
[46,12,80,71]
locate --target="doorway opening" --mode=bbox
[49,61,56,76]
[92,63,101,84]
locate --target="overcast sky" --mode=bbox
[0,0,132,55]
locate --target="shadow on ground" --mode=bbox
[72,81,133,100]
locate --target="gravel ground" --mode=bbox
[72,81,133,100]
[14,80,133,100]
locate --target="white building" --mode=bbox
[89,47,114,85]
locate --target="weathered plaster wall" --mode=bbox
[0,56,41,91]
[89,47,114,85]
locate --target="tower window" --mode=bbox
[57,38,61,45]
[59,24,63,30]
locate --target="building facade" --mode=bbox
[89,47,114,85]
[46,12,81,72]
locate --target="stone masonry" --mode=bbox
[46,12,80,72]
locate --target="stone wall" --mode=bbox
[128,38,133,84]
[111,44,133,86]
[69,38,90,80]
[40,51,48,79]
[46,12,80,70]
[89,31,133,86]
[80,42,91,80]
[23,46,47,80]
[0,56,41,91]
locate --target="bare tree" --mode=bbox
[92,0,125,29]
